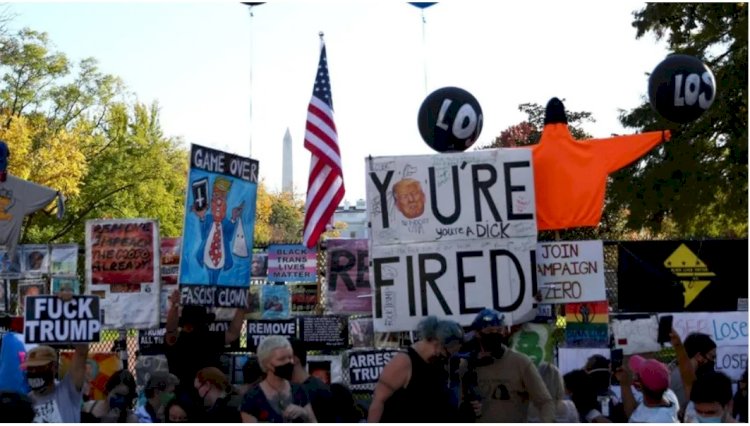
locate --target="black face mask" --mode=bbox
[696,360,716,378]
[273,362,294,381]
[27,369,55,391]
[480,333,505,357]
[109,394,129,410]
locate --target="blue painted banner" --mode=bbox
[565,323,609,348]
[178,144,259,307]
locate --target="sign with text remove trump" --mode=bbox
[179,144,259,308]
[366,150,537,332]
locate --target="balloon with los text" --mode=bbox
[24,296,101,344]
[326,239,371,314]
[179,144,259,308]
[366,149,537,332]
[85,219,160,329]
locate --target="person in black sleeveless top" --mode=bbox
[368,316,464,423]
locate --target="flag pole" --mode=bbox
[248,6,256,157]
[421,8,428,95]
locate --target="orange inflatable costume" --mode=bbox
[528,98,670,231]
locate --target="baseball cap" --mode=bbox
[470,308,505,331]
[21,346,57,368]
[628,355,669,392]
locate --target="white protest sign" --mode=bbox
[612,316,661,355]
[85,219,160,329]
[557,347,610,375]
[715,345,748,381]
[371,237,536,332]
[367,149,537,332]
[536,240,606,303]
[366,149,536,246]
[665,312,748,347]
[24,296,101,344]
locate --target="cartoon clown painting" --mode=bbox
[193,177,245,284]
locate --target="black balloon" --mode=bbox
[417,87,483,152]
[648,54,716,123]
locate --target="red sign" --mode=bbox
[90,222,155,287]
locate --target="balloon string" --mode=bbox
[421,9,428,95]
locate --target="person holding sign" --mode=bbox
[368,316,465,423]
[165,289,246,393]
[23,291,90,423]
[25,345,89,422]
[240,336,317,422]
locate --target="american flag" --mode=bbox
[303,40,344,249]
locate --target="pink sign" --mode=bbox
[326,239,372,314]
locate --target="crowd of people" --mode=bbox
[0,291,747,423]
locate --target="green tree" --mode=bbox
[268,191,304,243]
[0,25,188,245]
[612,3,748,237]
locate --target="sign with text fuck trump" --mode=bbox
[24,296,101,344]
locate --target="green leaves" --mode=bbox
[615,3,748,238]
[0,23,189,245]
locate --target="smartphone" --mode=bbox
[658,314,674,344]
[611,348,624,370]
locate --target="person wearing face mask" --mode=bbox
[240,336,316,422]
[81,369,139,422]
[23,343,90,421]
[193,366,242,422]
[367,316,465,423]
[669,332,717,419]
[687,371,737,423]
[134,372,180,422]
[164,290,247,395]
[458,308,555,423]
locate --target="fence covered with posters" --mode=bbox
[1,238,747,399]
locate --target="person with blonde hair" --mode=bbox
[240,336,316,422]
[368,316,465,422]
[528,362,579,422]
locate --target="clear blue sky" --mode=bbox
[9,1,669,203]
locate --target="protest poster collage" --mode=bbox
[2,146,747,398]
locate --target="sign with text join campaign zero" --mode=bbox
[179,144,259,308]
[24,295,101,344]
[366,149,537,332]
[536,240,605,304]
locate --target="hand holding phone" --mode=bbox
[658,315,674,344]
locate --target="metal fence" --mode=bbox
[11,241,625,379]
